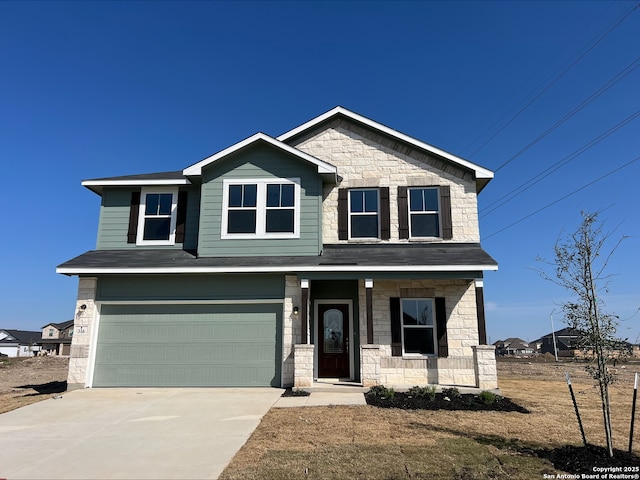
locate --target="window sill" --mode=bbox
[221,233,300,240]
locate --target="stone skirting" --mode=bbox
[473,345,498,389]
[294,344,315,388]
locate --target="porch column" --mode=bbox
[365,278,374,344]
[475,279,487,345]
[300,279,309,344]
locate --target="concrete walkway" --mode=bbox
[0,388,283,480]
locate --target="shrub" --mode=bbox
[407,385,437,401]
[368,385,395,399]
[478,390,500,405]
[291,388,310,397]
[442,387,461,399]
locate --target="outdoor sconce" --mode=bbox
[80,304,87,310]
[293,306,299,315]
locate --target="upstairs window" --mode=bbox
[349,189,379,238]
[136,188,178,245]
[222,179,300,238]
[409,187,440,238]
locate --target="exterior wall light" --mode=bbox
[293,306,299,315]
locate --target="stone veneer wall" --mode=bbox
[358,278,482,387]
[282,275,302,387]
[67,277,97,389]
[291,121,480,244]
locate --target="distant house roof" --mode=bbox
[0,330,42,345]
[41,320,74,330]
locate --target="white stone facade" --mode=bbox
[291,121,481,244]
[67,277,98,389]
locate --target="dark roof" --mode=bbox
[57,243,497,276]
[41,320,74,330]
[0,330,42,345]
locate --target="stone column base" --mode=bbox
[294,344,315,388]
[473,345,498,390]
[361,345,381,387]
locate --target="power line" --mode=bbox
[481,55,640,190]
[470,1,640,164]
[480,109,640,218]
[482,154,640,240]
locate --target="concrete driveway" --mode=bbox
[0,387,283,480]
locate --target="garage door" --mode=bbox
[92,303,281,387]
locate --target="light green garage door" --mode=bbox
[92,303,282,387]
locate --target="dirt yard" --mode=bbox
[0,356,69,414]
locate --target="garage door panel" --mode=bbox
[93,304,281,387]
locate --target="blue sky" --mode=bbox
[1,1,639,343]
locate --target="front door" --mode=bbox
[318,303,350,378]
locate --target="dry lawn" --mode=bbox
[221,359,640,480]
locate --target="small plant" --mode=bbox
[478,390,499,405]
[368,385,395,399]
[442,387,461,399]
[407,385,437,401]
[291,388,310,397]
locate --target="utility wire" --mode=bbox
[458,1,617,156]
[471,1,640,165]
[481,109,640,218]
[480,55,640,203]
[483,154,640,240]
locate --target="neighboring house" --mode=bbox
[40,320,74,356]
[0,330,41,357]
[493,338,533,356]
[57,106,498,390]
[535,327,581,357]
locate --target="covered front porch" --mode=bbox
[282,274,497,391]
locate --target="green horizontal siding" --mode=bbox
[96,274,285,301]
[96,186,200,251]
[198,144,323,257]
[93,303,282,387]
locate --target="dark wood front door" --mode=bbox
[318,303,350,378]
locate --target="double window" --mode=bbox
[136,188,178,245]
[401,298,436,355]
[222,179,299,238]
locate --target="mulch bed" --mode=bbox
[537,445,640,472]
[365,391,530,413]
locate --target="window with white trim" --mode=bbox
[408,187,440,238]
[401,298,436,355]
[136,188,178,245]
[222,179,300,238]
[349,189,379,238]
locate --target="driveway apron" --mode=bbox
[0,387,283,480]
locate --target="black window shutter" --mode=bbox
[175,191,188,243]
[440,186,453,240]
[337,188,348,240]
[380,187,390,240]
[127,191,141,244]
[435,297,448,357]
[390,297,402,356]
[397,186,409,239]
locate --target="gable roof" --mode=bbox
[277,106,494,192]
[41,320,74,330]
[182,132,338,182]
[0,330,42,345]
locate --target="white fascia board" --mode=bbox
[82,179,191,188]
[182,132,337,179]
[277,106,494,181]
[56,264,498,275]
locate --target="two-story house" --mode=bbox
[40,320,74,356]
[57,107,498,390]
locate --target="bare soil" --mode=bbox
[0,356,69,414]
